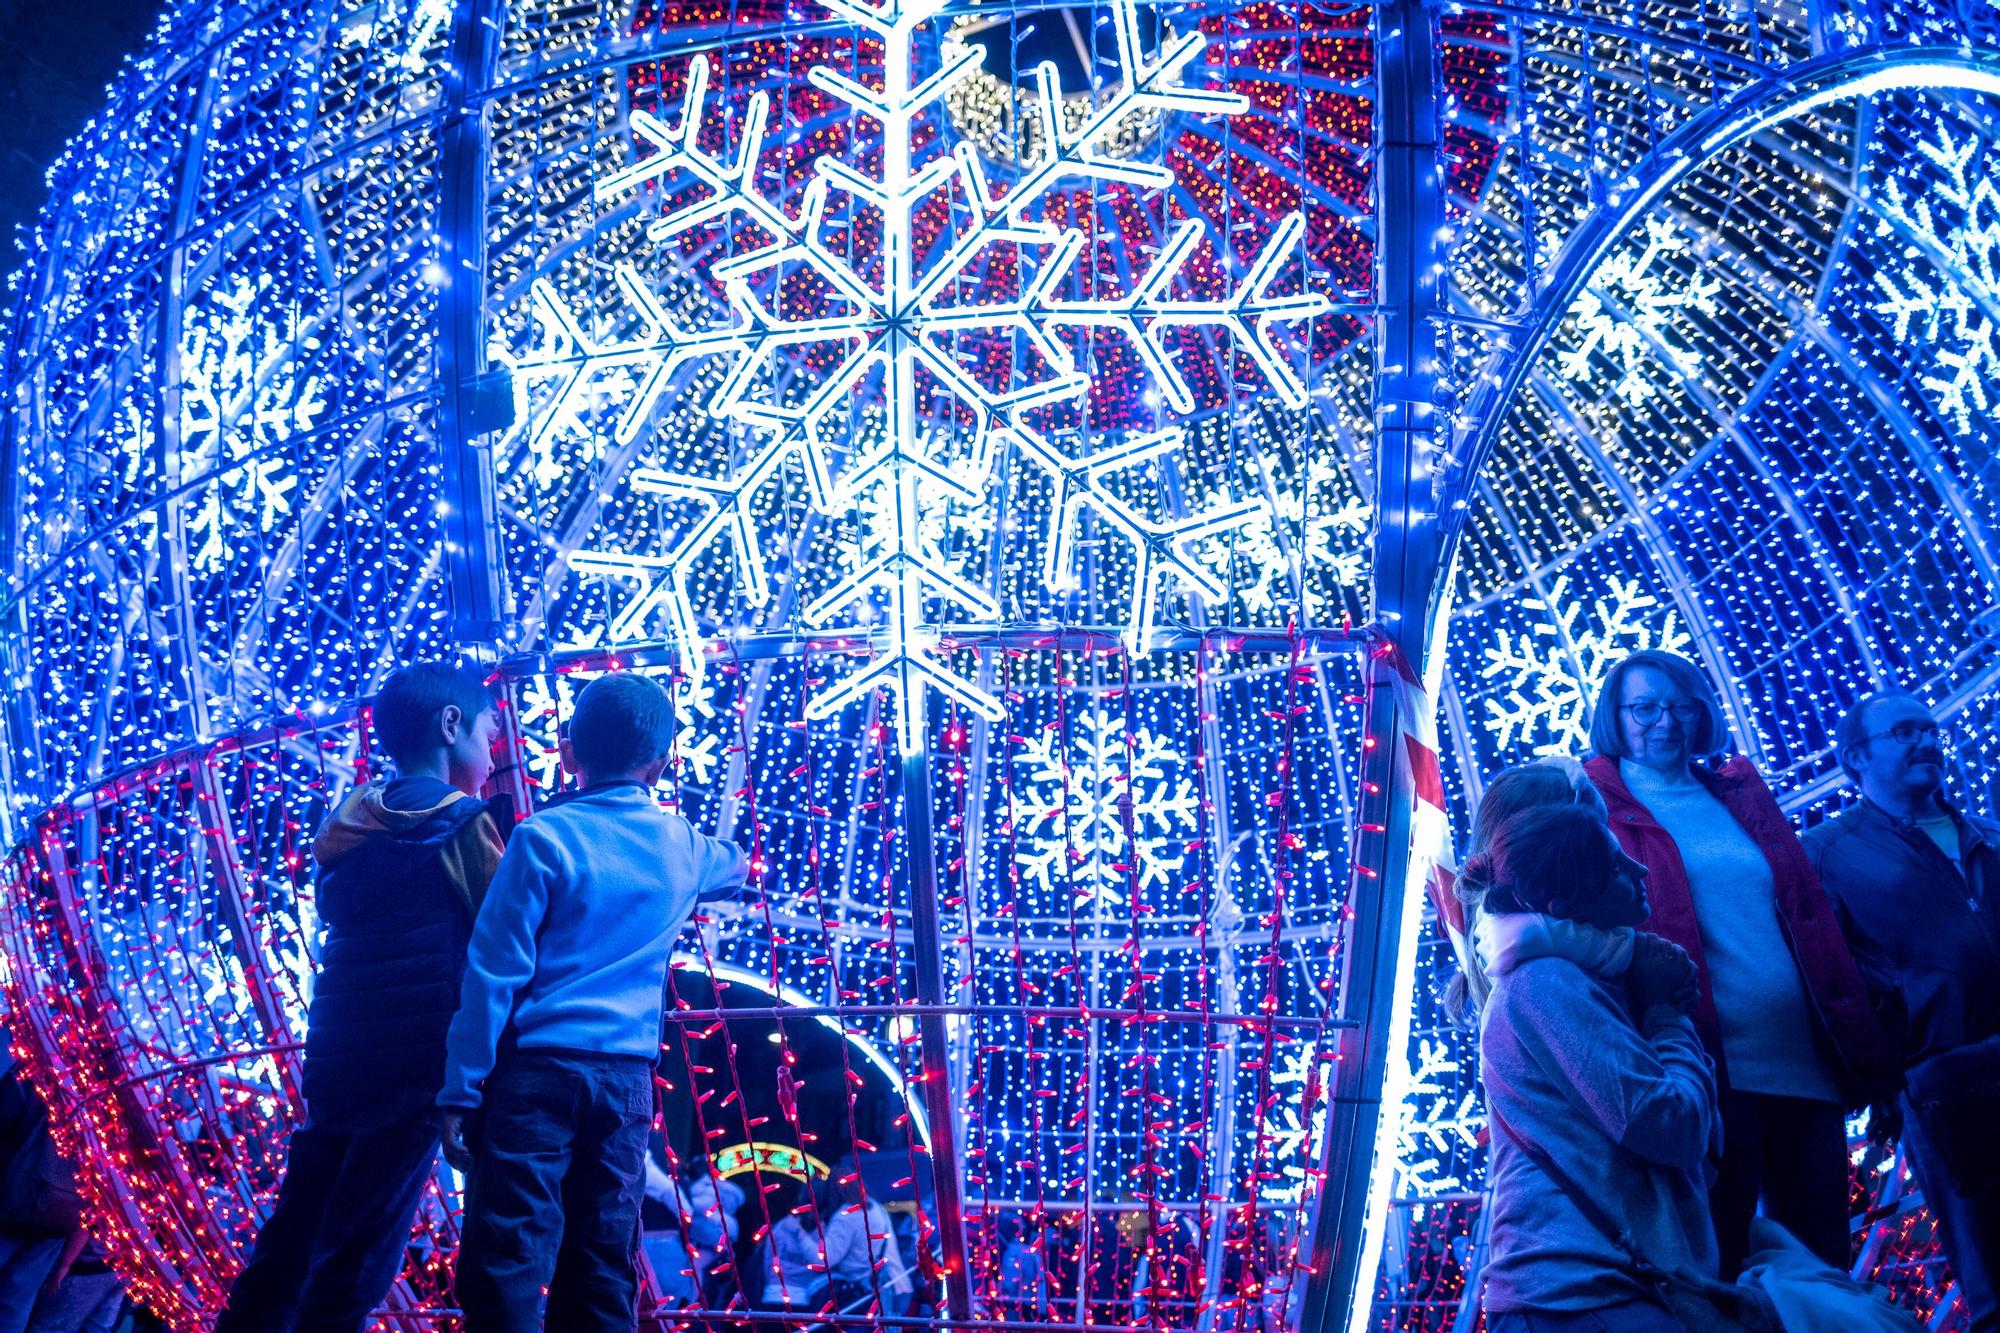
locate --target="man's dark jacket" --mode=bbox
[302,778,508,1127]
[1801,798,2000,1074]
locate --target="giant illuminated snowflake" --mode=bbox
[1479,575,1693,754]
[1220,453,1370,616]
[1870,123,2000,435]
[1557,217,1719,404]
[1393,1038,1480,1198]
[505,0,1328,747]
[1010,706,1200,908]
[175,273,326,572]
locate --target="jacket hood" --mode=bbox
[1475,911,1636,980]
[313,781,481,867]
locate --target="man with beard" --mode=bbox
[1805,692,1999,1331]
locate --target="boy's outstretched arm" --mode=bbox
[693,829,752,903]
[437,824,556,1169]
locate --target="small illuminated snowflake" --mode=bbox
[397,0,452,73]
[176,272,326,572]
[843,473,998,572]
[1011,706,1199,909]
[1480,574,1692,755]
[1870,123,2000,436]
[516,669,725,794]
[1215,455,1370,615]
[1265,1039,1334,1206]
[1557,217,1719,404]
[1395,1038,1481,1198]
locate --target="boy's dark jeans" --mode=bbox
[455,1048,654,1332]
[214,1114,440,1333]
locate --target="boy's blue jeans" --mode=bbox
[455,1048,654,1332]
[214,1113,441,1333]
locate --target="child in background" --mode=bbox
[823,1171,912,1314]
[219,662,508,1333]
[762,1181,833,1311]
[440,672,749,1331]
[652,1152,744,1298]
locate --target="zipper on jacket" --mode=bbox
[1884,813,2000,961]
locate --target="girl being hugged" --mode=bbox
[1471,802,1721,1331]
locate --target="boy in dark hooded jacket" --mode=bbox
[217,662,509,1333]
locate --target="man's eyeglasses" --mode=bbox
[1622,700,1703,726]
[1865,720,1941,746]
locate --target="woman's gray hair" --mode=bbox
[1585,649,1727,760]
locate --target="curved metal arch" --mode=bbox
[437,0,508,646]
[1509,182,1900,731]
[1439,43,2000,563]
[689,955,934,1147]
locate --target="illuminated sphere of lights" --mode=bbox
[0,0,1489,1326]
[5,0,2000,1329]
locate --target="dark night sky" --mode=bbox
[0,0,164,295]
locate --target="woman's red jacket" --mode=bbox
[1584,754,1896,1106]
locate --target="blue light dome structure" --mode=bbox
[0,0,1996,1328]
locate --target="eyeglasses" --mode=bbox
[1864,720,1941,746]
[1621,699,1703,726]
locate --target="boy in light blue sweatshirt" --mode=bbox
[439,672,748,1331]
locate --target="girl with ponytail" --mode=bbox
[1443,759,1605,1027]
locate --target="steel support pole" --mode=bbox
[1301,0,1449,1326]
[437,0,508,649]
[159,65,223,746]
[893,720,975,1321]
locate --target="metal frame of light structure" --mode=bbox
[1441,43,2000,542]
[679,955,934,1148]
[482,622,1377,1322]
[1293,3,1452,1330]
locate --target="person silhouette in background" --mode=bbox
[0,1047,81,1333]
[642,1152,743,1304]
[823,1171,911,1314]
[762,1180,833,1311]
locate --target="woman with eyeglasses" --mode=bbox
[1582,650,1895,1280]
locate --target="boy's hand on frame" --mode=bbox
[441,1111,475,1173]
